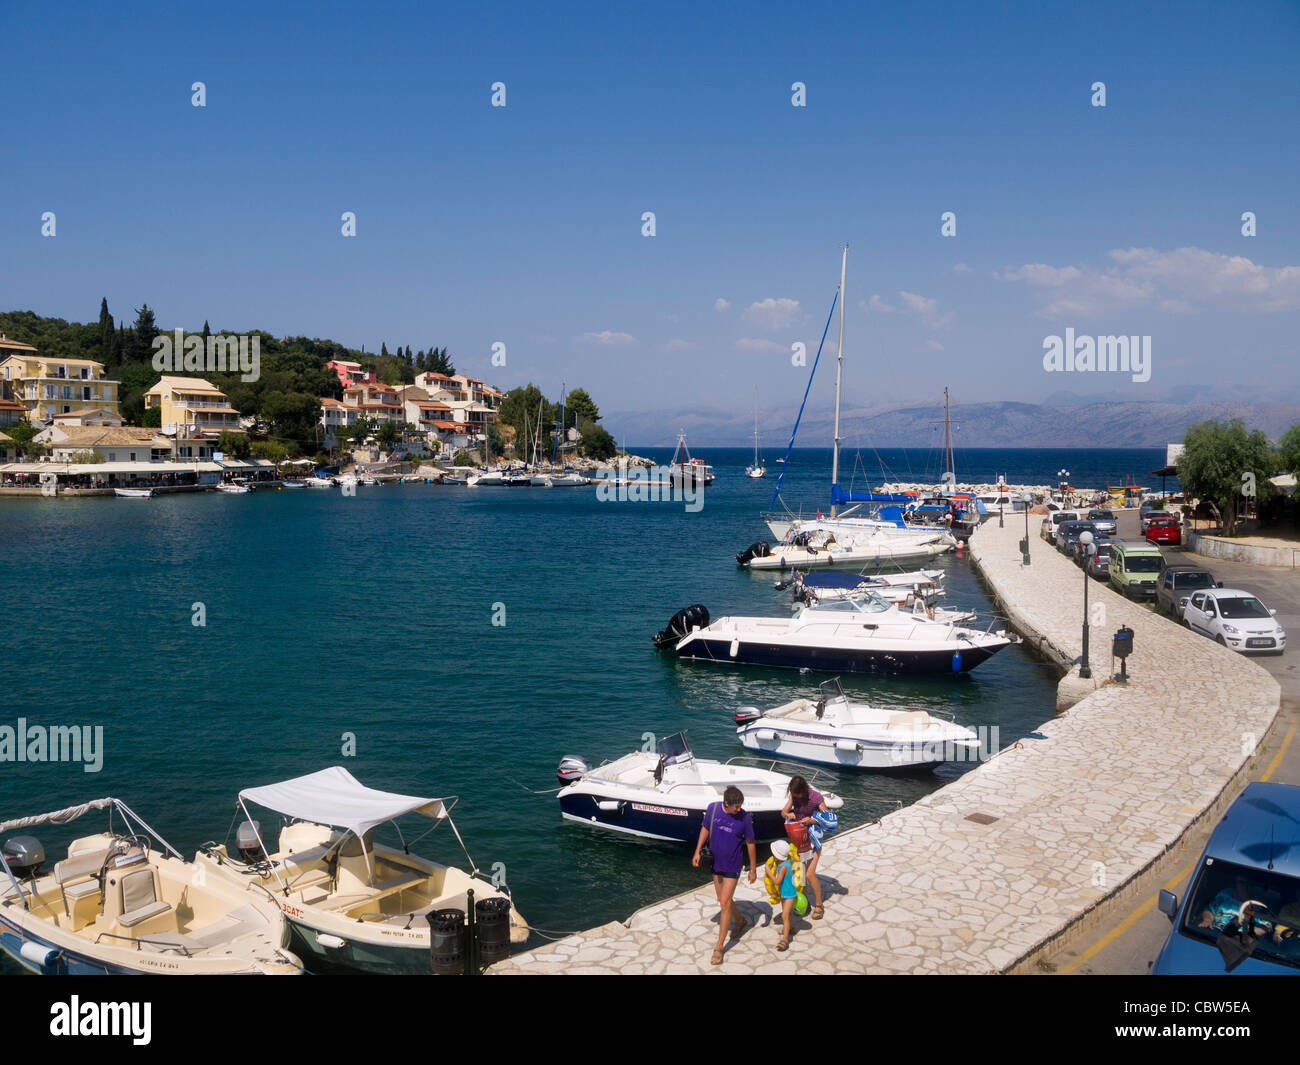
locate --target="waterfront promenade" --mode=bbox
[493,520,1282,974]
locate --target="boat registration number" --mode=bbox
[631,803,688,816]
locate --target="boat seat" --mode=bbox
[886,712,932,730]
[138,904,268,954]
[117,868,172,929]
[54,847,111,927]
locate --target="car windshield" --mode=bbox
[1180,858,1300,970]
[1173,572,1215,590]
[1218,597,1271,619]
[1127,556,1163,572]
[1088,510,1114,520]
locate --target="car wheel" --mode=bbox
[1215,634,1226,646]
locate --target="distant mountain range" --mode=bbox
[605,400,1300,449]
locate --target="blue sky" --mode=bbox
[2,1,1297,438]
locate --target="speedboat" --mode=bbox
[305,477,332,489]
[735,678,984,770]
[195,767,529,974]
[738,525,955,570]
[113,487,153,499]
[0,797,301,975]
[556,732,842,842]
[661,591,1013,674]
[281,480,307,489]
[215,482,250,494]
[667,432,714,487]
[782,569,945,608]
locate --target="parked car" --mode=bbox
[1141,509,1173,534]
[1155,565,1219,619]
[1081,538,1115,578]
[1154,782,1300,974]
[1086,509,1117,537]
[1146,517,1182,545]
[1183,589,1286,653]
[1107,541,1165,598]
[1059,522,1100,559]
[1043,510,1081,544]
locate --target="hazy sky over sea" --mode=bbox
[2,1,1296,424]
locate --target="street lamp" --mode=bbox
[1022,502,1031,566]
[1079,530,1095,679]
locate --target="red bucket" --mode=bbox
[784,820,813,857]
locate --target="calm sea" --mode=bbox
[0,447,1167,961]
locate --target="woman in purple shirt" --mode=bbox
[782,776,829,920]
[692,785,757,964]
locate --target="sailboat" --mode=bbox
[746,390,766,479]
[746,247,955,564]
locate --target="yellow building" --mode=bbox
[0,347,122,425]
[144,376,243,436]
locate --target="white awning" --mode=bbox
[239,767,449,839]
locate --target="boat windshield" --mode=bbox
[807,593,892,614]
[818,678,847,702]
[656,731,693,765]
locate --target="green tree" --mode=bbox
[583,424,617,461]
[352,414,373,441]
[377,419,399,446]
[5,423,42,460]
[97,298,115,367]
[428,346,455,375]
[566,388,600,424]
[216,429,251,459]
[140,406,161,428]
[1178,419,1275,534]
[1278,423,1300,477]
[130,304,157,363]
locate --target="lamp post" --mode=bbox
[1079,530,1095,679]
[1022,502,1031,566]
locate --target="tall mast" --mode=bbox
[944,386,951,483]
[830,244,847,517]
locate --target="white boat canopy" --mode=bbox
[239,767,450,841]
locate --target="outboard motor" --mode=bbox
[235,820,265,865]
[2,836,45,880]
[734,541,770,566]
[652,604,711,649]
[734,707,762,725]
[557,755,591,784]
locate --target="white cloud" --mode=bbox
[714,298,731,312]
[926,339,944,351]
[742,297,800,331]
[1003,247,1300,317]
[898,291,953,329]
[579,330,636,345]
[953,263,972,273]
[661,338,695,351]
[862,294,895,313]
[735,338,786,355]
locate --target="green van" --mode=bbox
[1108,541,1165,598]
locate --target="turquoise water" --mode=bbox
[0,448,1164,961]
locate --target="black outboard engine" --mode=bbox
[1,837,45,880]
[557,755,591,784]
[735,541,770,566]
[235,820,265,865]
[652,604,711,649]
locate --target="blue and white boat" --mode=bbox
[557,732,842,843]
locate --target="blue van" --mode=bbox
[1153,782,1300,973]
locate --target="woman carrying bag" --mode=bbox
[692,785,757,964]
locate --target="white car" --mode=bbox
[1042,510,1081,544]
[1183,589,1286,654]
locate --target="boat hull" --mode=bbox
[736,725,976,770]
[675,636,1000,675]
[559,793,786,843]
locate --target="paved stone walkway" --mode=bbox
[493,521,1281,974]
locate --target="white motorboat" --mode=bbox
[661,591,1012,675]
[305,477,333,489]
[0,798,301,975]
[667,432,714,487]
[781,568,946,607]
[196,767,529,974]
[738,525,955,570]
[281,480,307,489]
[113,487,153,499]
[734,678,984,770]
[215,482,250,494]
[557,732,842,842]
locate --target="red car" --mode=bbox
[1146,518,1182,545]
